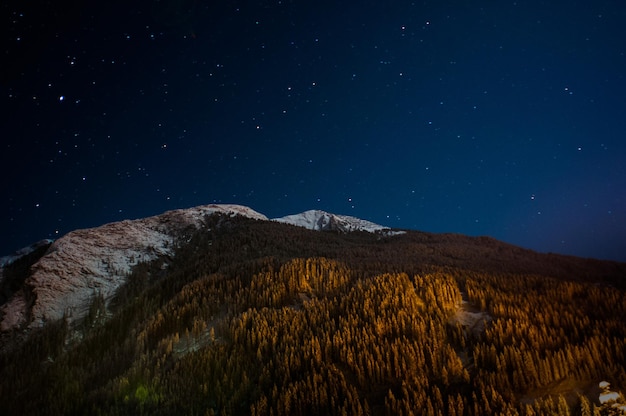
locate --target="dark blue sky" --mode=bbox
[2,0,626,261]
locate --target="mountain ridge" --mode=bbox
[0,204,394,331]
[274,209,404,235]
[1,203,624,333]
[0,204,267,330]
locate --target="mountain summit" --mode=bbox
[0,204,392,331]
[274,209,399,234]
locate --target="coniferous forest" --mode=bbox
[1,214,625,415]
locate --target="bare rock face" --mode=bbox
[0,204,267,331]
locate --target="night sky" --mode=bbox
[3,0,626,261]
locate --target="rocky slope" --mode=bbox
[0,205,397,331]
[0,204,267,331]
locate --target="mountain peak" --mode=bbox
[273,209,400,234]
[0,204,267,331]
[0,204,389,331]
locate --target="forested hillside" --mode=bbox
[1,214,625,415]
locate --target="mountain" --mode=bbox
[274,209,402,235]
[0,204,267,331]
[1,204,625,416]
[0,205,399,331]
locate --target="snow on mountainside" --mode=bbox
[0,204,267,331]
[0,204,399,331]
[274,209,404,235]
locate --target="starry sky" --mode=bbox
[2,0,626,261]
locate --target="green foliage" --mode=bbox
[1,215,625,415]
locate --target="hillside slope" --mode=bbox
[1,213,625,416]
[0,204,267,330]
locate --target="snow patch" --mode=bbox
[599,381,626,413]
[274,209,402,234]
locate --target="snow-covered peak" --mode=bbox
[0,203,399,331]
[166,204,268,223]
[274,209,397,234]
[0,204,266,331]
